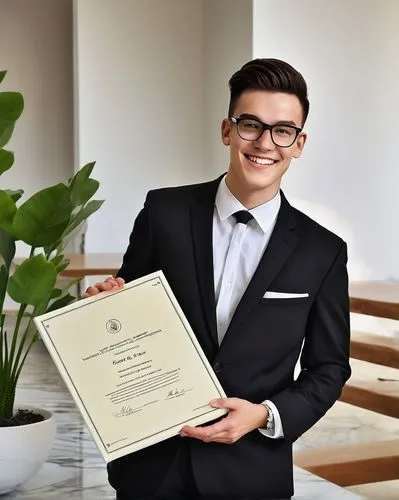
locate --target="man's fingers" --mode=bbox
[82,286,100,298]
[210,397,241,410]
[181,419,231,439]
[83,276,125,298]
[104,277,118,287]
[104,277,125,289]
[180,425,238,444]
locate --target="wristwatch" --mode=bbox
[263,403,275,432]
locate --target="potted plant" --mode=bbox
[0,70,104,493]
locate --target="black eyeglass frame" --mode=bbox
[231,116,303,148]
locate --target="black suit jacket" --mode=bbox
[107,176,351,498]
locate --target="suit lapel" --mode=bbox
[225,192,299,337]
[190,176,223,347]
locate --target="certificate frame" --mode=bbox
[34,271,227,462]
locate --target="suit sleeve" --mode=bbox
[116,192,156,282]
[269,242,351,443]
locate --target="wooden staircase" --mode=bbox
[295,282,399,488]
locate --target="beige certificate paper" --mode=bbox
[34,271,227,462]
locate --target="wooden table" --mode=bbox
[58,253,123,278]
[56,263,399,320]
[14,253,123,278]
[349,281,399,321]
[15,254,399,320]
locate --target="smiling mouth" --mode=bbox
[245,154,277,166]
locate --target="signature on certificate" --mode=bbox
[113,405,135,418]
[166,387,192,399]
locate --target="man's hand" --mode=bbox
[83,276,125,298]
[180,398,268,444]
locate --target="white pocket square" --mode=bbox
[263,291,309,299]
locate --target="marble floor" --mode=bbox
[1,341,362,500]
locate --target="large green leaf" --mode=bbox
[0,92,24,148]
[0,265,8,314]
[0,149,14,175]
[0,71,6,84]
[74,178,99,206]
[49,254,72,274]
[0,228,16,269]
[4,189,23,203]
[8,254,57,306]
[0,228,15,311]
[68,162,99,206]
[0,92,24,122]
[63,199,104,239]
[13,184,73,247]
[55,259,70,273]
[50,253,66,269]
[0,190,17,233]
[50,288,62,299]
[0,124,14,150]
[46,292,75,313]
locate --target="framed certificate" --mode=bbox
[34,271,227,462]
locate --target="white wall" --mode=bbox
[0,0,73,200]
[0,0,73,309]
[253,0,399,283]
[202,0,252,178]
[75,0,204,253]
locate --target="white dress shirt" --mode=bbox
[213,177,284,439]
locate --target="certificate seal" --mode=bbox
[106,319,122,334]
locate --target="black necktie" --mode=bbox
[233,210,253,225]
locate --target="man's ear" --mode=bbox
[221,118,232,146]
[293,132,307,157]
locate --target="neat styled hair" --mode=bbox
[228,58,310,125]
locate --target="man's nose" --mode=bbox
[255,128,275,149]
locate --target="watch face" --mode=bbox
[266,406,274,430]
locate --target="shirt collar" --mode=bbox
[215,176,281,233]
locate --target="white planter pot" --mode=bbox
[0,405,56,495]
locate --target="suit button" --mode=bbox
[213,362,223,374]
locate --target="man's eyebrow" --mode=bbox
[237,114,299,127]
[237,113,262,120]
[274,120,299,127]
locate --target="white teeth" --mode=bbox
[247,155,275,165]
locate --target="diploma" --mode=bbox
[34,271,227,462]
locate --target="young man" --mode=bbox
[85,59,351,499]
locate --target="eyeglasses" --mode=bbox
[231,116,302,148]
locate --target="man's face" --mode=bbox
[221,90,307,207]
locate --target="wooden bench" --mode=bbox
[350,330,399,369]
[294,439,399,487]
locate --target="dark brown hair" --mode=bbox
[228,58,310,125]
